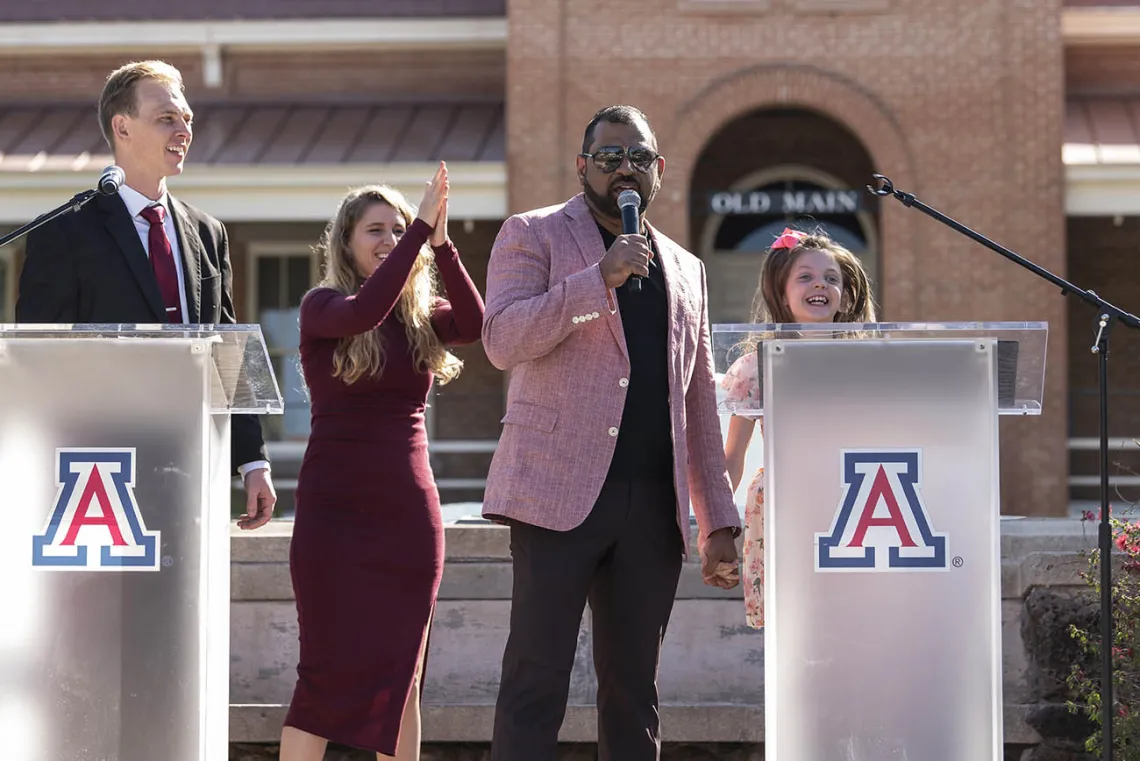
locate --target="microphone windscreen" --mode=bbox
[99,165,125,195]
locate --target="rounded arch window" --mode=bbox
[700,166,880,295]
[712,181,868,253]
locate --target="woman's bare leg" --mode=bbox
[279,726,329,761]
[379,620,431,761]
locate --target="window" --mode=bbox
[248,244,317,441]
[703,167,880,296]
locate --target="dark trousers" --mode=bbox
[491,478,685,761]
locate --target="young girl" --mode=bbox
[721,227,877,628]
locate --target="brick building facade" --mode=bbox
[0,0,1136,517]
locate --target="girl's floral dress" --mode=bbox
[721,350,765,629]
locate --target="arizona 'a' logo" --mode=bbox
[815,450,947,572]
[32,448,160,571]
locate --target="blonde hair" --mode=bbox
[99,60,185,150]
[314,185,463,386]
[752,228,877,324]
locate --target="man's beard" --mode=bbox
[584,180,652,220]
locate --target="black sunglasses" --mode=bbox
[579,145,660,174]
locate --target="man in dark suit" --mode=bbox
[16,60,276,528]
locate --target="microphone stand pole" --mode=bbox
[0,189,99,249]
[868,173,1140,761]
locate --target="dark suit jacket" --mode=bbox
[15,190,269,474]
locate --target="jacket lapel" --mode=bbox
[96,193,166,322]
[647,223,685,384]
[563,194,628,359]
[168,196,203,323]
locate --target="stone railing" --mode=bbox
[228,517,1103,761]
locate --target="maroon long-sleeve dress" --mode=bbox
[285,218,484,754]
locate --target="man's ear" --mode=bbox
[112,113,130,144]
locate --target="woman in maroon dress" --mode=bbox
[280,162,484,760]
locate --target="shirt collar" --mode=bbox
[118,183,169,220]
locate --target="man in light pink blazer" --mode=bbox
[481,105,742,761]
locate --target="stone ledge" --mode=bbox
[998,517,1097,556]
[1005,551,1091,598]
[228,514,1105,638]
[230,703,1041,745]
[231,521,293,563]
[227,516,1083,751]
[231,516,1100,565]
[231,559,751,602]
[229,548,1098,603]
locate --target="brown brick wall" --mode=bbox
[0,0,505,22]
[1066,45,1140,93]
[0,49,504,104]
[221,50,505,101]
[0,53,205,103]
[507,0,1069,516]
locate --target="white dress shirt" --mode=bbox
[118,184,270,479]
[118,183,190,323]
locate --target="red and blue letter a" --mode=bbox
[815,450,947,572]
[32,448,160,571]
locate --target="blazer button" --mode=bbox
[608,426,619,437]
[619,377,629,388]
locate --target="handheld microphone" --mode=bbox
[617,189,642,293]
[98,165,125,196]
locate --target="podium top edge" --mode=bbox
[0,323,266,336]
[711,321,1048,333]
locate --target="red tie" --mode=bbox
[139,204,182,323]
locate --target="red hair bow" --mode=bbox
[770,228,806,251]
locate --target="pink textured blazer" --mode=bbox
[480,193,741,555]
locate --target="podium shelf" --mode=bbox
[0,323,284,414]
[712,321,1048,417]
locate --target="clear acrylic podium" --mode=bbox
[0,324,283,761]
[713,322,1048,761]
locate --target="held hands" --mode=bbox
[700,527,740,590]
[417,161,449,235]
[599,234,653,290]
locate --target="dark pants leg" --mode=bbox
[490,479,684,761]
[589,480,684,761]
[490,485,616,761]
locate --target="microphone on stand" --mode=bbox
[618,189,642,293]
[98,165,125,195]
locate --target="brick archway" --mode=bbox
[656,63,922,318]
